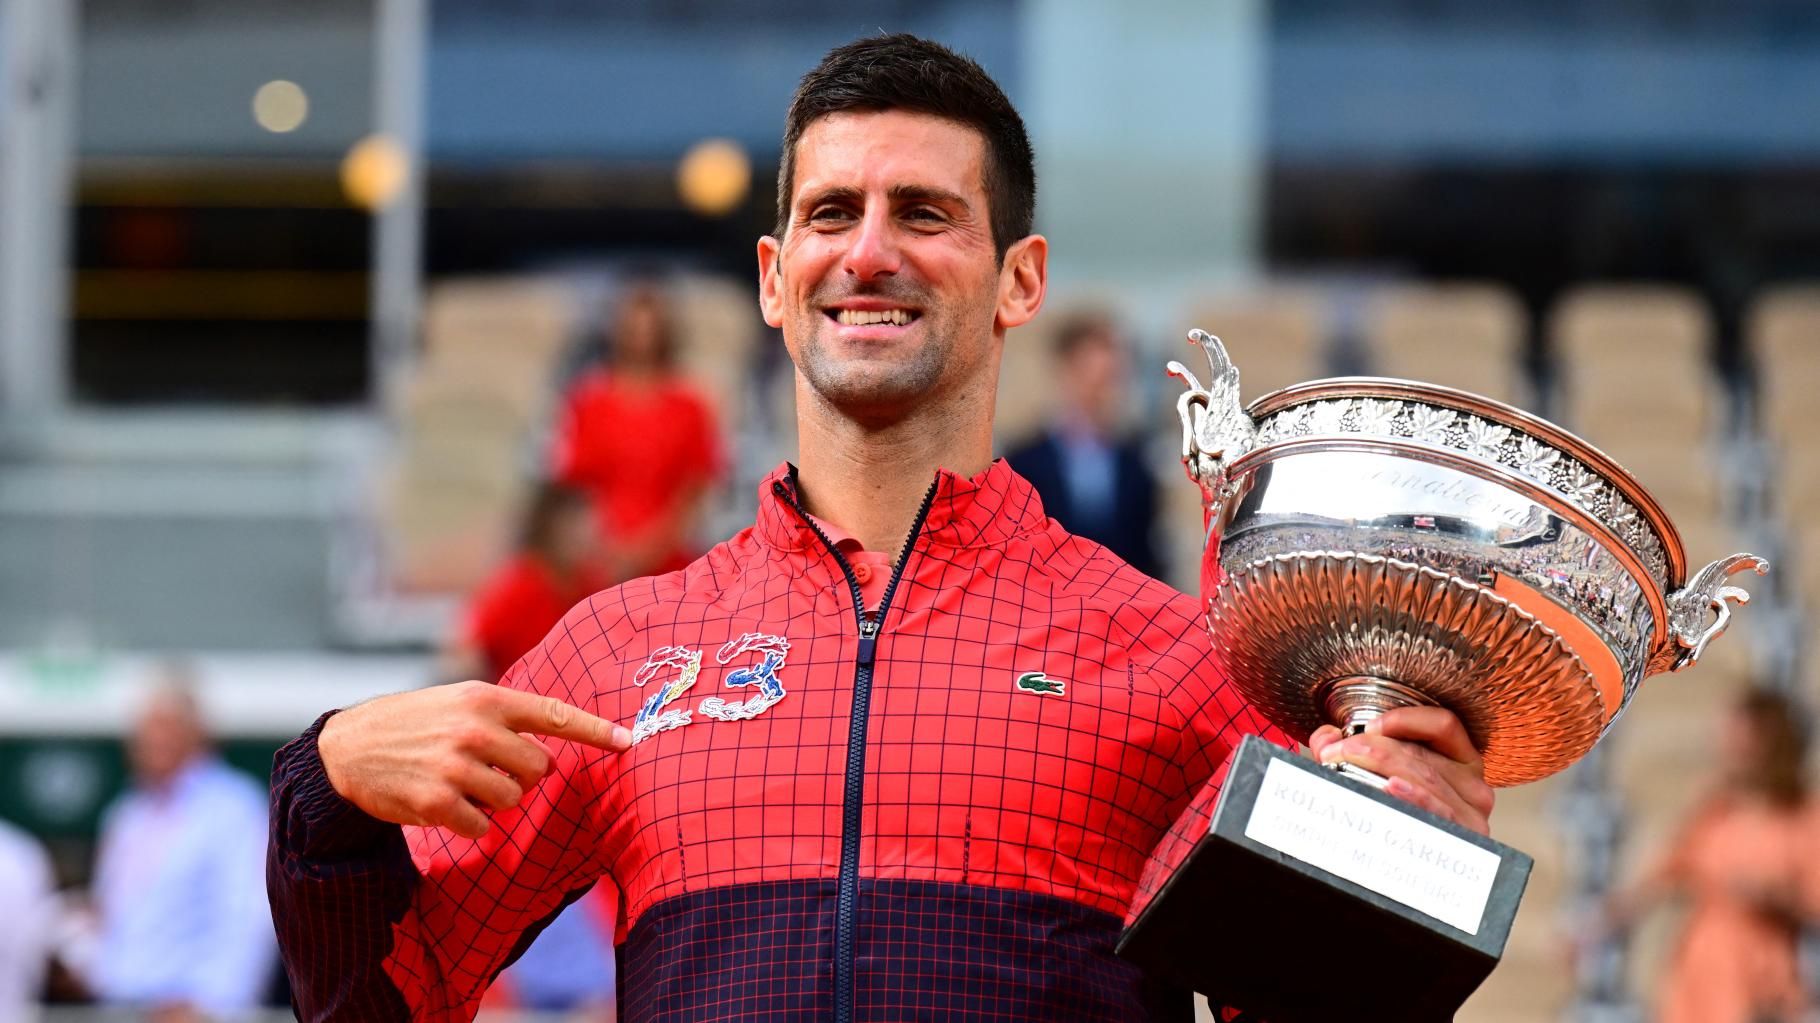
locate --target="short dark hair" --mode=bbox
[603,280,678,371]
[775,34,1036,264]
[1051,311,1120,361]
[518,481,591,556]
[1736,687,1808,806]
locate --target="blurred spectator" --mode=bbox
[0,815,55,1021]
[499,889,617,1021]
[438,484,617,1014]
[1597,688,1818,1023]
[551,282,724,581]
[88,670,275,1021]
[438,482,611,684]
[1004,312,1163,579]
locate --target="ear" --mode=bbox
[993,233,1048,332]
[757,234,785,328]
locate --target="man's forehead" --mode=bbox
[790,110,987,200]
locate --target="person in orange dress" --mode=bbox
[550,283,725,581]
[1601,688,1818,1023]
[439,481,611,684]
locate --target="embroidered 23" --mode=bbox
[629,633,792,744]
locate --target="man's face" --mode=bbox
[1063,332,1125,431]
[759,110,1043,424]
[129,691,204,789]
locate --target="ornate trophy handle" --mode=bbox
[1166,329,1258,509]
[1663,553,1770,671]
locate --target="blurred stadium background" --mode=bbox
[1,1,1818,1020]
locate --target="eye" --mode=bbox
[808,206,854,223]
[904,206,945,223]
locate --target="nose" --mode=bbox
[842,206,900,282]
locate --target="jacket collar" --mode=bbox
[755,458,1048,553]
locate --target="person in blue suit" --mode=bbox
[1005,311,1164,581]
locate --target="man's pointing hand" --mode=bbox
[318,680,631,840]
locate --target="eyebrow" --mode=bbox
[795,183,972,215]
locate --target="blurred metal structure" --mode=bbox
[1558,746,1644,1023]
[370,0,426,410]
[0,0,77,435]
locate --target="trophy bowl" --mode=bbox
[1169,330,1768,787]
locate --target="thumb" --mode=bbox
[1306,724,1344,760]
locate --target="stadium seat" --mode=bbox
[1748,284,1820,448]
[1365,282,1530,407]
[376,276,578,598]
[1550,285,1717,448]
[670,273,762,431]
[1549,285,1723,528]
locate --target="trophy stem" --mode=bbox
[1322,676,1436,737]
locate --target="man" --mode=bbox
[0,814,56,1021]
[268,35,1493,1022]
[91,673,276,1020]
[1005,311,1163,579]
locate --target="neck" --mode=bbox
[792,377,995,555]
[615,361,662,385]
[534,550,577,580]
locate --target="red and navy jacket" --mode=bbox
[268,460,1288,1021]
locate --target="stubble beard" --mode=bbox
[793,312,953,423]
[789,272,990,425]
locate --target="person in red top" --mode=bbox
[551,283,724,580]
[439,482,611,685]
[436,481,619,1019]
[267,35,1496,1022]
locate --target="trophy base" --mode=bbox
[1117,736,1531,1023]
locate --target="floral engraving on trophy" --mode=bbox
[1356,399,1401,435]
[1514,437,1560,482]
[1408,406,1458,446]
[1307,399,1351,435]
[1565,464,1604,505]
[1464,418,1512,461]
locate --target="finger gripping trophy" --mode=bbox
[1119,330,1767,1022]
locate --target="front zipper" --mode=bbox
[773,473,938,1023]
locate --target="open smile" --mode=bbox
[824,304,923,329]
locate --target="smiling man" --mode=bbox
[267,34,1493,1022]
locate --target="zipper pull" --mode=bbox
[856,615,879,666]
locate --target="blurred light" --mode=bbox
[252,80,310,134]
[341,134,409,211]
[677,138,751,217]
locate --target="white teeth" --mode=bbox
[836,308,914,326]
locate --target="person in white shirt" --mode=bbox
[0,816,56,1022]
[88,674,275,1021]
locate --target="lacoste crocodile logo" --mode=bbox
[1015,671,1065,696]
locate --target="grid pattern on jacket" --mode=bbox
[269,460,1289,1022]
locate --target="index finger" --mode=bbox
[492,688,632,752]
[1365,706,1481,768]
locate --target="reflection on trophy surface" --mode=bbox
[1168,328,1769,786]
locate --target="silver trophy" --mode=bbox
[1168,329,1765,785]
[1116,330,1768,1022]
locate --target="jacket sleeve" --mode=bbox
[267,637,618,1021]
